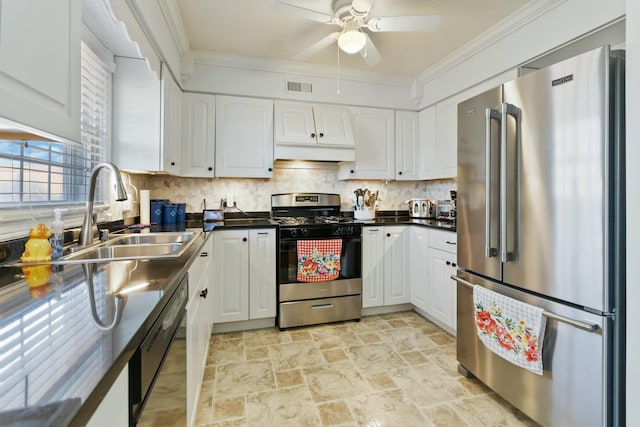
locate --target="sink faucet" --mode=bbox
[79,162,128,247]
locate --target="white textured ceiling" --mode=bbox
[177,0,530,77]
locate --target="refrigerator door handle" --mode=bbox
[451,275,599,333]
[485,108,501,258]
[500,102,520,263]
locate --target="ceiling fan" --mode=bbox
[270,0,442,66]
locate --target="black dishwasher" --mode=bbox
[129,273,188,424]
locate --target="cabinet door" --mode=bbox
[0,0,80,142]
[216,96,274,178]
[383,226,411,305]
[274,101,316,145]
[410,227,429,311]
[312,105,355,147]
[112,57,162,172]
[181,92,215,177]
[160,63,181,173]
[434,97,458,179]
[362,227,385,308]
[339,107,394,180]
[186,294,201,427]
[212,230,249,322]
[395,111,420,180]
[427,247,456,331]
[86,363,128,427]
[418,105,437,179]
[249,229,276,319]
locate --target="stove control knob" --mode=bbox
[289,229,298,238]
[301,229,310,237]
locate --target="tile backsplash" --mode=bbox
[121,163,456,218]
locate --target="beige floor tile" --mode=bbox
[244,327,291,347]
[207,338,245,365]
[378,327,440,352]
[450,394,540,427]
[275,369,305,388]
[430,332,456,345]
[321,348,349,363]
[303,360,370,403]
[355,331,382,343]
[245,345,269,361]
[345,342,407,373]
[347,315,392,332]
[246,385,321,427]
[211,396,245,422]
[399,349,430,365]
[138,406,187,427]
[391,363,470,406]
[386,318,410,328]
[456,376,493,396]
[347,388,430,427]
[289,330,313,342]
[317,400,355,426]
[422,403,471,427]
[361,371,398,392]
[214,359,275,398]
[270,341,325,370]
[310,327,362,350]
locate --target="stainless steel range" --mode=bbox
[272,193,362,329]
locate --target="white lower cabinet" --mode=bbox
[427,229,458,333]
[362,226,410,308]
[212,229,276,323]
[410,227,429,312]
[186,234,213,427]
[86,364,128,427]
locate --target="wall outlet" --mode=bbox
[122,195,133,212]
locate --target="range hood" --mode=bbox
[273,144,355,162]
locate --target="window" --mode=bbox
[0,42,110,207]
[0,41,112,239]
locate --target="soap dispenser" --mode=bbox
[50,208,67,260]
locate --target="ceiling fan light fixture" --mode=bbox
[337,30,366,54]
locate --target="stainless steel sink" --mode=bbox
[65,242,184,262]
[105,232,195,246]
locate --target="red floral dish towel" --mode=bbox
[473,285,547,375]
[297,239,342,282]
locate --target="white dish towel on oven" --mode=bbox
[473,285,547,375]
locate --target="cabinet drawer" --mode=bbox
[429,229,457,253]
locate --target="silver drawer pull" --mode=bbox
[311,303,334,309]
[257,232,269,235]
[451,275,599,333]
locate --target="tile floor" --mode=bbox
[192,311,539,427]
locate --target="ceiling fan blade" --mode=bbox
[360,33,382,65]
[270,1,337,24]
[367,15,442,32]
[351,0,374,18]
[293,32,339,61]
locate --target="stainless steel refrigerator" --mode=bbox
[455,45,625,427]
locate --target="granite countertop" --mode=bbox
[356,212,457,232]
[0,228,207,426]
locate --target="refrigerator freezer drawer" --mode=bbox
[456,273,612,427]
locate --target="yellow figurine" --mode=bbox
[22,223,52,263]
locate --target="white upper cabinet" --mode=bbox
[395,111,420,180]
[215,96,273,178]
[418,105,437,179]
[113,60,182,173]
[181,92,215,177]
[338,107,395,180]
[274,101,355,161]
[433,97,458,179]
[160,63,182,173]
[0,0,80,141]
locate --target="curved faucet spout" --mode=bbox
[79,162,128,247]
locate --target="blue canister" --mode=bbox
[176,203,186,223]
[163,203,177,224]
[150,199,166,224]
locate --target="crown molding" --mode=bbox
[190,50,415,87]
[158,0,190,56]
[416,0,566,86]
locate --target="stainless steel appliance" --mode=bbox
[455,45,625,426]
[434,200,453,220]
[129,274,188,424]
[272,193,362,329]
[406,198,436,219]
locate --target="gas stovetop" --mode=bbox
[272,216,355,226]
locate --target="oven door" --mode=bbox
[278,235,361,302]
